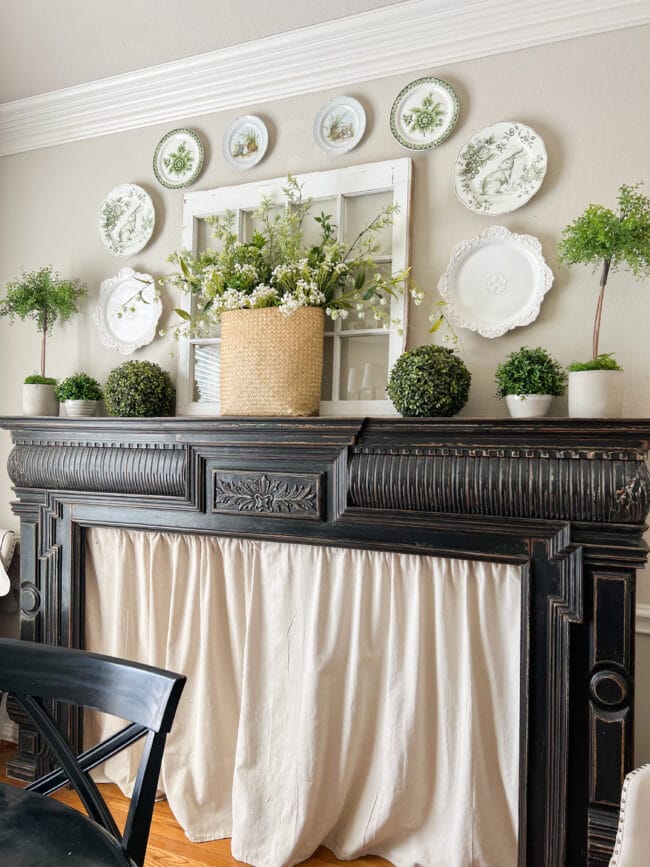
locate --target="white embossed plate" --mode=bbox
[98,183,155,257]
[437,226,553,338]
[453,121,547,215]
[390,77,459,150]
[313,96,366,155]
[222,115,268,170]
[153,128,204,189]
[94,267,162,354]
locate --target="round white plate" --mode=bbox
[153,128,204,189]
[313,96,366,155]
[453,121,547,215]
[222,115,269,170]
[98,183,155,258]
[437,225,554,338]
[94,267,162,354]
[390,77,459,150]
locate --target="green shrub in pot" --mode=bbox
[104,361,175,417]
[56,373,104,402]
[495,346,566,418]
[387,345,471,417]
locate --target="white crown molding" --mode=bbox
[0,0,648,157]
[637,604,650,635]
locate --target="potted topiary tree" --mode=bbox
[387,345,471,417]
[55,373,104,418]
[495,346,566,418]
[104,361,175,417]
[558,183,650,417]
[0,267,87,416]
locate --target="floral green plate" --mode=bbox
[453,121,547,215]
[98,183,155,258]
[153,128,204,189]
[389,77,459,150]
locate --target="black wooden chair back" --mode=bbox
[0,638,186,867]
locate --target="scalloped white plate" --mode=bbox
[437,226,553,338]
[94,267,162,354]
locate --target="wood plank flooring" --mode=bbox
[0,742,391,867]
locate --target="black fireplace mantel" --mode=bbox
[2,415,650,867]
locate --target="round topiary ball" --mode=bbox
[387,345,471,417]
[104,361,176,417]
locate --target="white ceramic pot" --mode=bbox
[22,384,59,417]
[505,394,553,418]
[568,370,623,418]
[64,399,98,418]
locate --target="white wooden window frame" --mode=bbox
[176,158,412,416]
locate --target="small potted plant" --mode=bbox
[495,346,566,418]
[104,361,176,417]
[55,373,104,418]
[0,266,87,416]
[558,183,650,417]
[387,345,471,417]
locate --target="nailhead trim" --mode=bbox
[609,764,650,866]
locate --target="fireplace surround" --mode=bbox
[1,415,649,866]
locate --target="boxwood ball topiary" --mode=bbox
[387,345,471,417]
[104,361,176,417]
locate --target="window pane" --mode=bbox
[339,334,390,401]
[340,262,394,332]
[192,342,220,403]
[302,197,338,247]
[343,191,393,256]
[321,335,334,401]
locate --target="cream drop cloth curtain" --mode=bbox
[85,528,521,867]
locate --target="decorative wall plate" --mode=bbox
[222,115,269,170]
[313,96,366,155]
[390,77,459,150]
[98,183,155,258]
[94,267,162,354]
[437,225,553,338]
[153,128,204,189]
[453,121,547,215]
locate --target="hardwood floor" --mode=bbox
[0,742,390,867]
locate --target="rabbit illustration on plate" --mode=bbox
[480,148,524,196]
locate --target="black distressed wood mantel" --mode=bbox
[2,415,650,867]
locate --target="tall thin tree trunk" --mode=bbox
[592,258,610,360]
[41,323,47,378]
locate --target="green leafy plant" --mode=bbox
[566,353,622,372]
[24,374,57,386]
[387,345,471,417]
[0,267,87,378]
[158,176,453,342]
[104,361,175,417]
[55,373,104,402]
[558,183,650,362]
[495,347,567,398]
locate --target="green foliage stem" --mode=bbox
[558,183,650,360]
[495,346,566,398]
[0,266,87,378]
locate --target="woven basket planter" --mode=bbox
[220,307,325,416]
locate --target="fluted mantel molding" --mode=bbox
[2,417,649,525]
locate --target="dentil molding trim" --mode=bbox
[0,0,648,156]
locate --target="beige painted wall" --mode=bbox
[1,24,649,756]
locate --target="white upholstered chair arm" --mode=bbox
[610,764,650,866]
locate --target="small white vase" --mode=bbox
[505,394,553,419]
[568,370,623,418]
[22,384,59,417]
[64,399,98,418]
